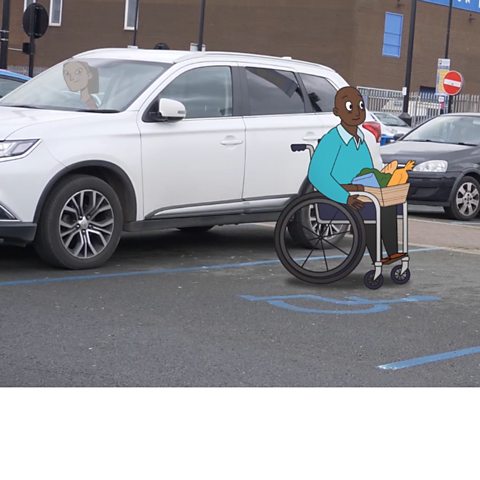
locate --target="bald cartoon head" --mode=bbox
[333,86,366,128]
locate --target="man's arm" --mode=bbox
[308,133,349,204]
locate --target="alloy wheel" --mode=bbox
[58,189,115,259]
[308,203,349,240]
[456,181,480,218]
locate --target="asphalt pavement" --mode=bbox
[0,206,479,387]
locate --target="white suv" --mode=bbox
[0,48,382,269]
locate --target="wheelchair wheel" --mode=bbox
[274,193,366,284]
[364,270,384,290]
[390,265,410,285]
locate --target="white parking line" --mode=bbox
[411,218,480,229]
[410,242,480,255]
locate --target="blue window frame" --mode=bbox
[382,12,403,58]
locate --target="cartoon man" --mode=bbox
[308,86,405,264]
[63,61,99,110]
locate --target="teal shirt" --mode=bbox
[308,124,374,204]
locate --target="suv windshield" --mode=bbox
[403,115,480,146]
[0,58,170,112]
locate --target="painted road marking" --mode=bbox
[378,346,480,370]
[409,242,480,256]
[411,218,480,229]
[0,247,439,288]
[240,294,440,315]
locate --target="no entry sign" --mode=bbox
[442,70,463,96]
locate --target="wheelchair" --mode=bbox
[274,144,411,290]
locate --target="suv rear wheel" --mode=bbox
[287,201,348,248]
[35,175,123,269]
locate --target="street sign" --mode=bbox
[435,58,450,95]
[442,70,463,96]
[22,3,48,39]
[22,3,49,77]
[421,0,480,15]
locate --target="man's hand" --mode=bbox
[347,195,364,210]
[342,184,365,192]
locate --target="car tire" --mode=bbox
[34,175,123,269]
[444,176,480,221]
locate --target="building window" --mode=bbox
[24,0,35,10]
[125,0,139,31]
[382,12,403,58]
[49,0,63,26]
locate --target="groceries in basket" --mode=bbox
[352,160,415,187]
[351,160,415,206]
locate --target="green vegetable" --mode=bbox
[357,168,392,188]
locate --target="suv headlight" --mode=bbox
[0,139,39,160]
[413,160,448,173]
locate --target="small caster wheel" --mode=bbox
[364,270,384,290]
[391,265,411,285]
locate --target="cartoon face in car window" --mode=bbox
[63,61,99,110]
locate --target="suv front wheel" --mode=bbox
[35,175,123,269]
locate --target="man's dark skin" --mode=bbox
[333,86,367,210]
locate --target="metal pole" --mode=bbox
[445,0,453,113]
[28,5,35,77]
[0,0,11,69]
[445,0,453,58]
[132,0,140,46]
[197,0,206,51]
[28,8,36,77]
[402,0,417,120]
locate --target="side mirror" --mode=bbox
[158,98,186,121]
[393,133,404,141]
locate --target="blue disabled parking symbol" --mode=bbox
[240,294,440,315]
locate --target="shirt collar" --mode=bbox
[336,124,365,146]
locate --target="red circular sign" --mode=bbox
[443,70,463,95]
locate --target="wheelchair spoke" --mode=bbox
[300,236,323,268]
[322,237,351,256]
[320,238,329,271]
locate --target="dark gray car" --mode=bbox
[380,113,480,220]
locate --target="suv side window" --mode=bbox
[244,67,305,115]
[300,74,337,113]
[159,66,233,119]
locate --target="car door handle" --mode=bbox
[221,136,244,146]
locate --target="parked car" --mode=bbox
[371,111,411,145]
[0,48,382,269]
[0,69,30,98]
[381,113,480,220]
